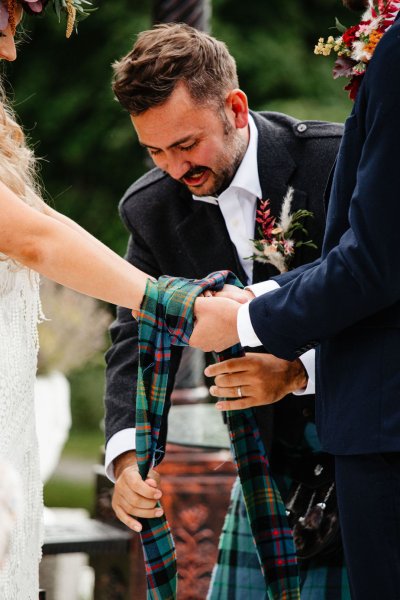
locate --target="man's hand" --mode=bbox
[112,451,163,532]
[190,296,241,352]
[205,352,308,411]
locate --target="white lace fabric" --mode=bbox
[0,258,44,599]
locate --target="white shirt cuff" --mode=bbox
[105,428,136,483]
[237,280,280,347]
[237,302,262,347]
[240,279,315,395]
[293,349,316,395]
[247,280,280,296]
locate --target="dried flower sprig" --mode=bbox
[315,0,400,100]
[247,187,317,274]
[0,0,95,37]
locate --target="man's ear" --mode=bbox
[225,89,249,130]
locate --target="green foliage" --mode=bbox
[68,363,108,430]
[44,477,94,511]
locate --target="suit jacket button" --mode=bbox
[302,408,313,418]
[297,123,307,133]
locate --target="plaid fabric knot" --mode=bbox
[136,271,300,600]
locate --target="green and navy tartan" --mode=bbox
[136,272,300,600]
[209,479,351,600]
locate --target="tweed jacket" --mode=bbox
[104,110,342,458]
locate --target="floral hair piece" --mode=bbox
[314,0,400,100]
[0,0,95,38]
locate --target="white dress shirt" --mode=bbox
[105,114,315,481]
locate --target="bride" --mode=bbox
[0,2,148,597]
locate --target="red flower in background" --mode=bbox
[342,24,360,47]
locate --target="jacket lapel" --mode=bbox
[251,112,309,276]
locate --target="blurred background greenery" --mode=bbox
[6,0,355,512]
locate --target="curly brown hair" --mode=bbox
[112,23,239,116]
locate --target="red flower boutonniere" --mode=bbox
[247,187,317,274]
[314,0,400,100]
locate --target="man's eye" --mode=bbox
[148,149,161,156]
[180,142,197,152]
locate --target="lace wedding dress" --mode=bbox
[0,257,43,599]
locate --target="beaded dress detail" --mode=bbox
[0,257,43,599]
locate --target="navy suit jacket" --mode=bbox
[249,16,400,455]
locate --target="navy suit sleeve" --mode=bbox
[272,258,322,287]
[249,28,400,360]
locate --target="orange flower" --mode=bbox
[365,30,384,55]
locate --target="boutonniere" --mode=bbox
[314,0,400,100]
[247,187,317,274]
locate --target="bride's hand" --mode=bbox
[203,284,254,304]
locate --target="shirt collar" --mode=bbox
[193,114,262,205]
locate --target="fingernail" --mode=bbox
[204,367,210,376]
[154,492,162,500]
[215,403,224,411]
[210,386,216,396]
[155,509,164,517]
[134,525,142,532]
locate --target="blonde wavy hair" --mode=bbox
[0,83,42,211]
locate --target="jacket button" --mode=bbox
[297,123,307,133]
[302,407,313,418]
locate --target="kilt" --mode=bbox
[208,478,351,600]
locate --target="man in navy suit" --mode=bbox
[191,1,400,598]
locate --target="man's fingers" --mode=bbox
[204,358,247,378]
[119,491,160,511]
[210,385,250,399]
[215,398,254,411]
[214,372,254,388]
[147,470,161,486]
[114,505,165,532]
[121,470,162,501]
[114,507,143,532]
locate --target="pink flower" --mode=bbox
[283,239,295,256]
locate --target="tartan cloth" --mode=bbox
[208,479,351,600]
[136,272,300,600]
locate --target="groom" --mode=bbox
[191,1,400,598]
[105,23,345,593]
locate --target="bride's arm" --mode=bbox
[0,182,148,309]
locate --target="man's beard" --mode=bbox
[342,0,368,11]
[180,116,248,197]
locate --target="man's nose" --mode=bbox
[164,156,191,181]
[0,31,17,61]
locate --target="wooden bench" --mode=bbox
[41,509,135,599]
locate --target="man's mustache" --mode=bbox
[180,166,209,182]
